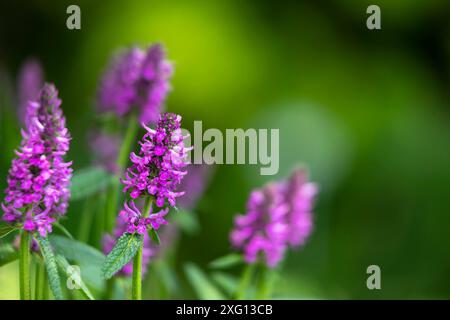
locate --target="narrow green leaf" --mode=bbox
[0,243,18,266]
[0,223,19,239]
[101,233,143,279]
[49,235,105,290]
[148,228,160,245]
[209,253,243,269]
[70,166,112,201]
[36,236,63,300]
[211,272,239,296]
[53,222,73,239]
[184,263,225,300]
[55,255,95,300]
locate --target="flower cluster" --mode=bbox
[120,112,189,233]
[97,44,173,124]
[103,213,155,277]
[230,169,317,268]
[2,84,72,236]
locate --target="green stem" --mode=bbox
[77,195,95,243]
[255,264,276,299]
[131,243,143,300]
[235,263,256,300]
[19,231,31,300]
[34,259,45,300]
[104,278,115,300]
[131,197,153,300]
[105,113,139,233]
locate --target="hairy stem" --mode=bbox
[19,231,31,300]
[131,197,153,300]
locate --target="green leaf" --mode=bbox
[211,272,239,296]
[70,166,112,201]
[55,255,95,300]
[209,253,243,269]
[148,228,160,245]
[172,210,200,235]
[154,260,179,296]
[101,233,143,280]
[184,263,225,300]
[49,235,105,290]
[0,223,19,239]
[36,236,63,300]
[0,243,18,266]
[53,222,73,239]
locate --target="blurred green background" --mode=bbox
[0,0,449,299]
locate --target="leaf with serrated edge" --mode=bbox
[55,255,95,300]
[37,236,63,300]
[49,235,105,290]
[101,233,143,279]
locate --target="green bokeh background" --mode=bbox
[0,0,449,299]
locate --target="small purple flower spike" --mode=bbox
[230,183,289,268]
[230,168,317,268]
[2,83,72,237]
[280,169,317,247]
[97,44,173,124]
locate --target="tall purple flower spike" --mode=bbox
[120,112,190,234]
[17,59,44,125]
[97,44,173,124]
[2,84,72,237]
[230,169,317,268]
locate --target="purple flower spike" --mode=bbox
[17,59,44,125]
[120,112,189,234]
[280,169,317,247]
[230,169,317,268]
[97,44,173,124]
[230,183,289,268]
[2,83,72,237]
